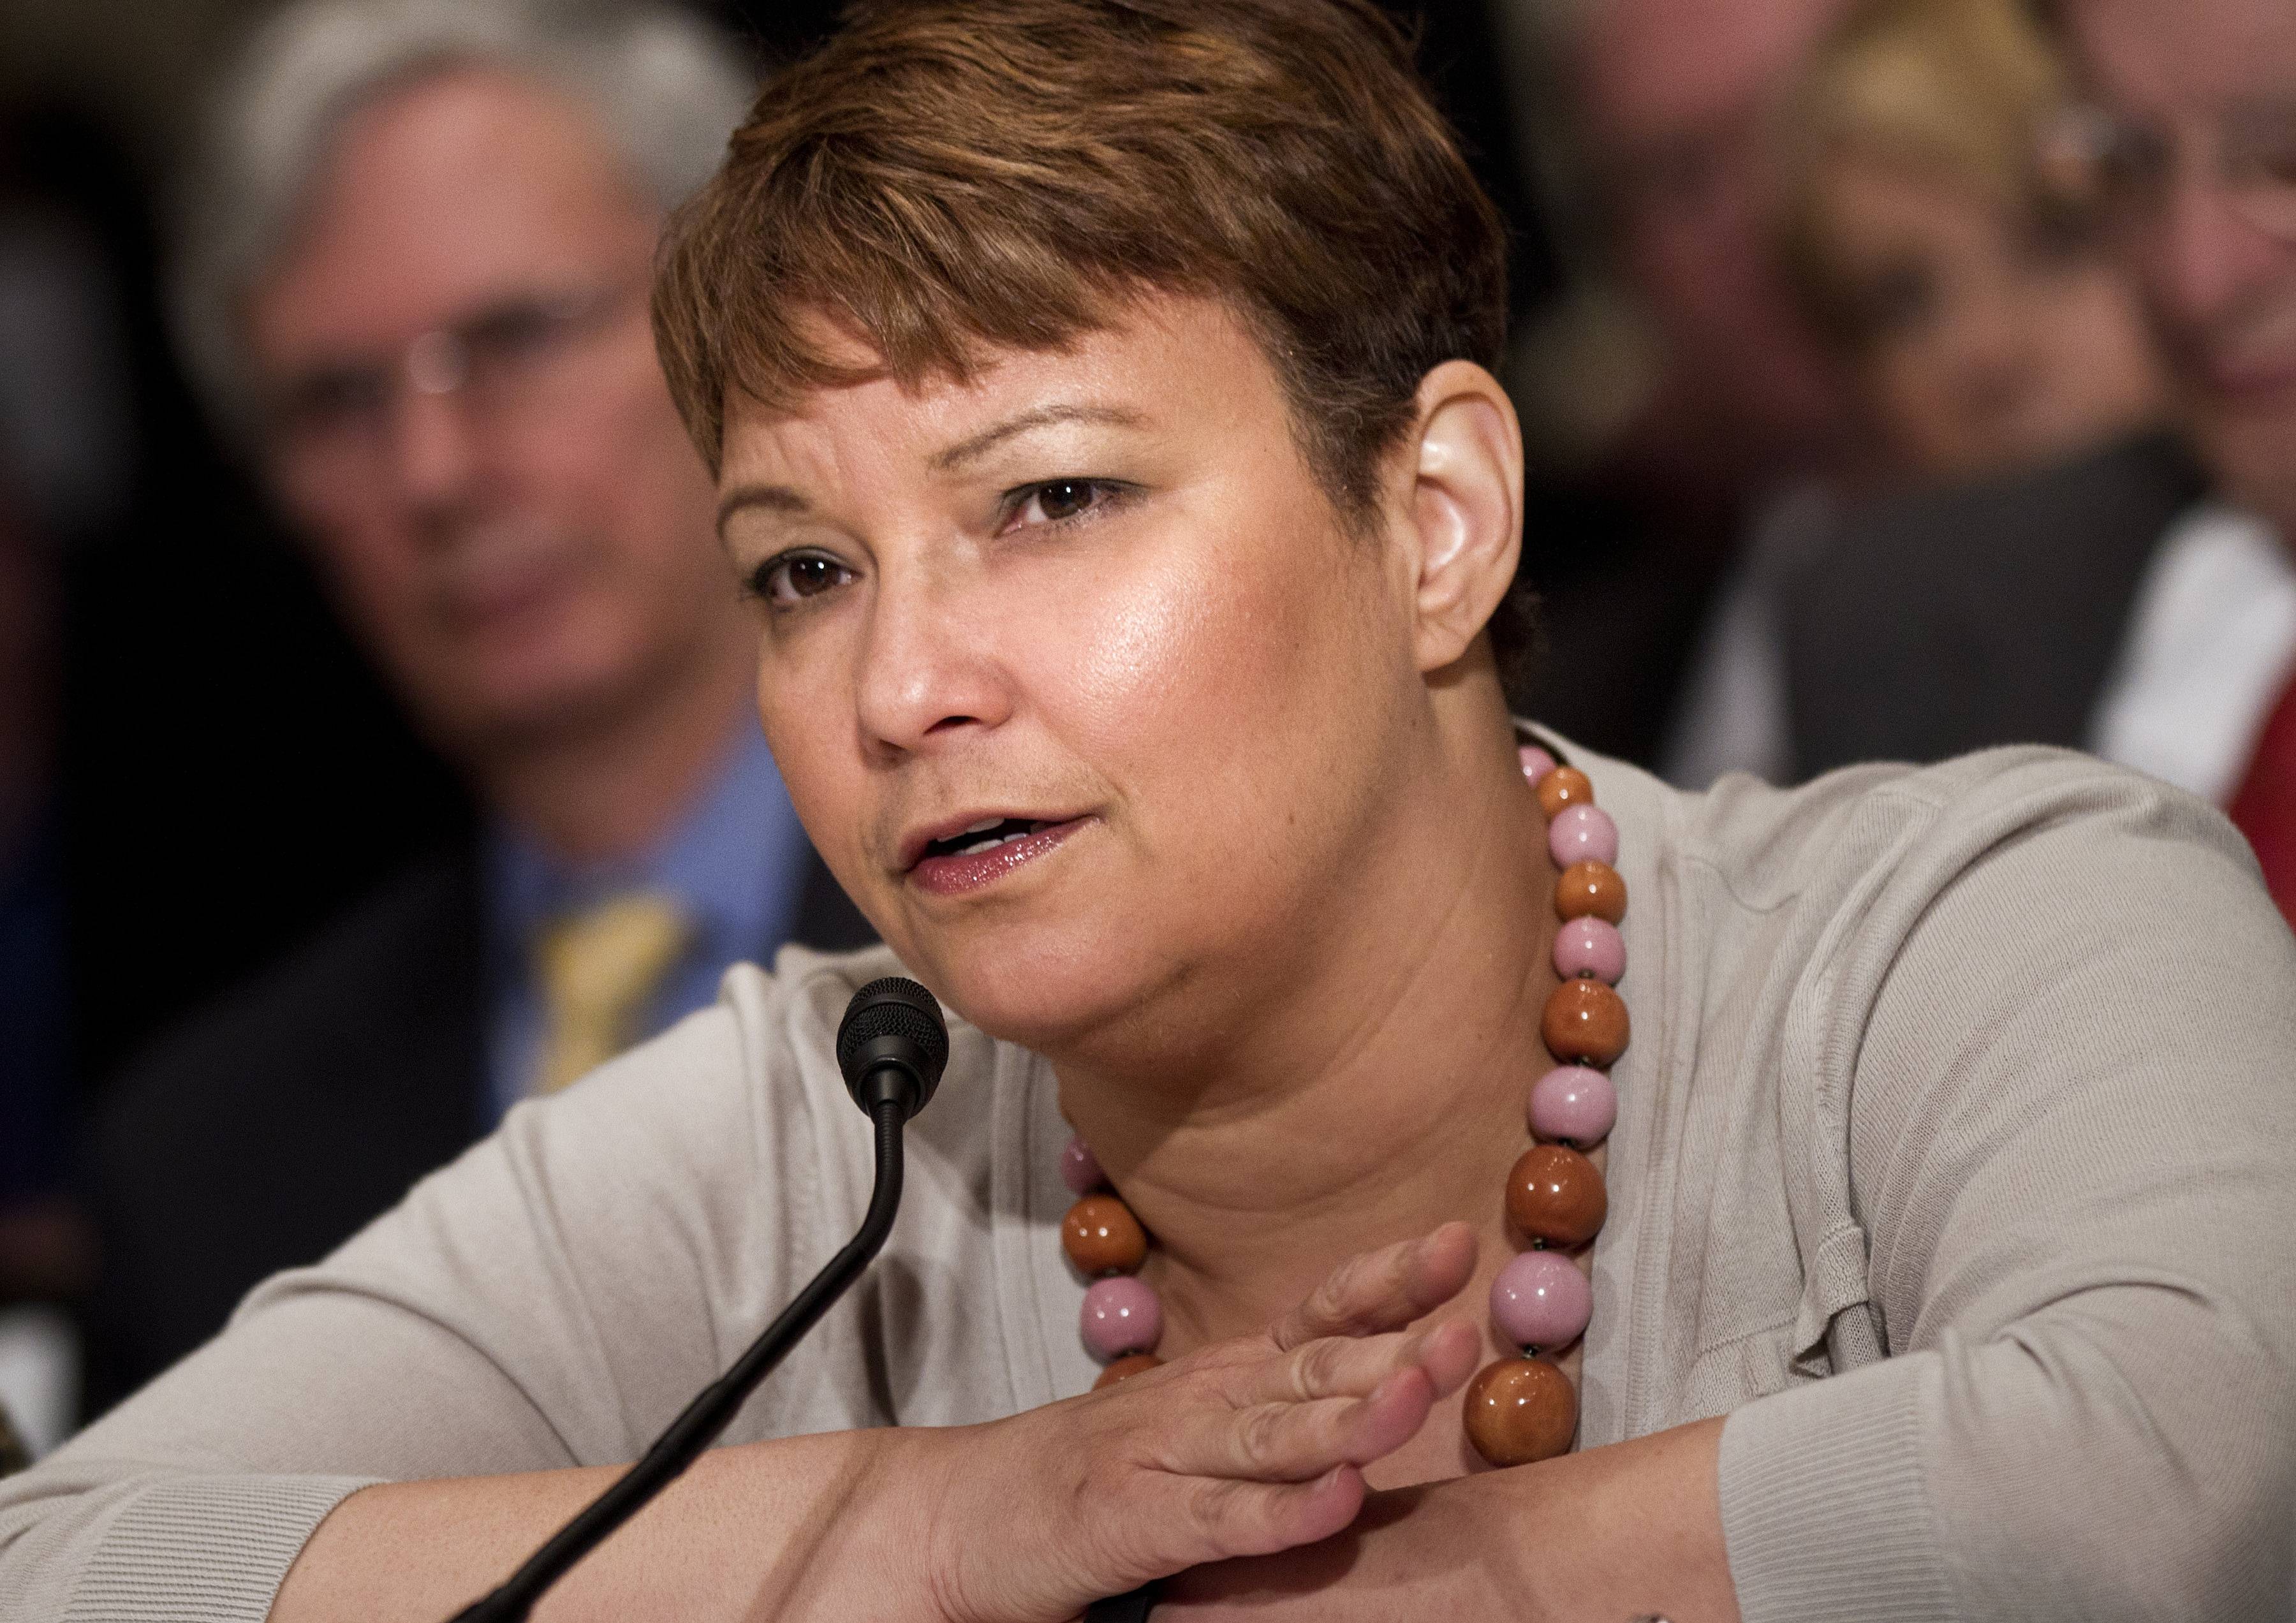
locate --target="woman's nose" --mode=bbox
[1946,283,2041,420]
[853,561,1013,758]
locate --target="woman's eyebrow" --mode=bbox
[716,482,811,535]
[927,403,1148,473]
[714,402,1152,536]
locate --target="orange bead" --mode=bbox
[1093,1353,1163,1390]
[1462,1356,1577,1467]
[1536,767,1593,821]
[1062,1195,1149,1275]
[1505,1143,1608,1247]
[1542,977,1630,1067]
[1554,860,1626,924]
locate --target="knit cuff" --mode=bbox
[1718,1355,1957,1623]
[61,1474,378,1623]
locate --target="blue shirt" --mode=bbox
[480,724,813,1126]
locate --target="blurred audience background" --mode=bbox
[1655,0,2198,788]
[81,0,901,1413]
[1,0,2288,1456]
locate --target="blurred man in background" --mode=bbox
[87,0,872,1411]
[1570,0,1858,476]
[1492,0,1859,762]
[2052,0,2296,929]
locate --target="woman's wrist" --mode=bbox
[823,1422,976,1621]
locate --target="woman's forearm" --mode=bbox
[1159,1416,1737,1623]
[269,1427,920,1622]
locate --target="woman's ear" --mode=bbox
[1399,360,1524,673]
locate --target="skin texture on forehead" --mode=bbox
[1578,0,1846,139]
[2068,0,2296,107]
[251,69,659,371]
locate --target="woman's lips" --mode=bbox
[908,817,1087,896]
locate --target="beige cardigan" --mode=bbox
[5,743,2293,1620]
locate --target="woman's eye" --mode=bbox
[1006,478,1121,531]
[750,552,852,606]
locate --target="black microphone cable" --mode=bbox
[450,976,949,1622]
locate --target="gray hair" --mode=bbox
[173,0,758,438]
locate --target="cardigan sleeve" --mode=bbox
[1718,760,2296,1622]
[0,976,806,1623]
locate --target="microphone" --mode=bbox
[450,976,949,1622]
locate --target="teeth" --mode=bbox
[925,816,1060,860]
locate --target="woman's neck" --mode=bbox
[1050,709,1561,1345]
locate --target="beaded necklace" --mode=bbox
[1059,742,1626,1469]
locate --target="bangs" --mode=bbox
[651,0,1508,512]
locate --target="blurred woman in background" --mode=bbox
[1776,0,2169,480]
[1659,0,2199,788]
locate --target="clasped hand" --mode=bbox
[904,1222,1482,1623]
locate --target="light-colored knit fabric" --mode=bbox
[4,743,2291,1620]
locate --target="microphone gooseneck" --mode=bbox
[450,975,949,1623]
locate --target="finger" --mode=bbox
[1269,1221,1478,1351]
[1177,1464,1368,1562]
[1246,1316,1482,1409]
[1165,1363,1438,1485]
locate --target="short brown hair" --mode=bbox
[651,0,1509,524]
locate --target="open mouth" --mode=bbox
[904,813,1087,896]
[919,817,1056,862]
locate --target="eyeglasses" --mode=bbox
[2043,99,2296,246]
[263,279,640,483]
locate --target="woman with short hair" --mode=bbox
[3,1,2290,1619]
[1775,0,2170,480]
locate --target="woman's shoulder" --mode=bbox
[1590,740,2267,927]
[1561,734,2292,1087]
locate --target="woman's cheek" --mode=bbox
[1049,543,1226,760]
[758,633,867,865]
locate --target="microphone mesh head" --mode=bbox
[835,975,950,1089]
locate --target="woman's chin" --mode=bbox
[920,941,1174,1059]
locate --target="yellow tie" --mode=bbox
[531,892,693,1096]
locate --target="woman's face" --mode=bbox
[1815,156,2170,480]
[716,296,1425,1052]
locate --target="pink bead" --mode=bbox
[1528,1064,1616,1147]
[1546,803,1619,870]
[1490,1249,1593,1353]
[1518,745,1557,786]
[1553,917,1626,985]
[1081,1275,1163,1361]
[1060,1136,1105,1194]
